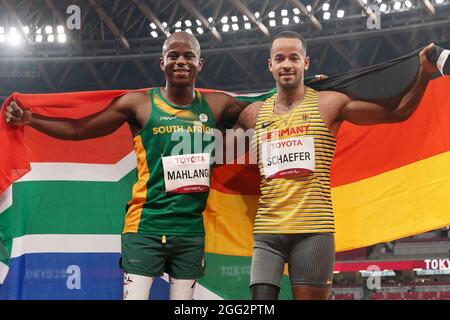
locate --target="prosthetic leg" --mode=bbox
[169,277,197,300]
[123,273,153,300]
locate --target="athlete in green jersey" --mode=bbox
[5,32,250,300]
[123,87,216,237]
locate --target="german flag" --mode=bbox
[0,47,448,299]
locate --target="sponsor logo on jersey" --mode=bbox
[199,113,208,123]
[160,116,177,121]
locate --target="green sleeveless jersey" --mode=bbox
[123,88,216,236]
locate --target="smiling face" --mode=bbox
[160,32,203,88]
[268,37,310,90]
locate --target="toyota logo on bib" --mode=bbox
[199,113,208,123]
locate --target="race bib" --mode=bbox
[162,153,211,193]
[261,136,315,179]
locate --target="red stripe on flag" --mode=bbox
[211,163,260,195]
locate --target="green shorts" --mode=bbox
[120,233,206,279]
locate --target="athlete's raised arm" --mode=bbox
[4,92,145,140]
[318,44,439,136]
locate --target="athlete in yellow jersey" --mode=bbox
[234,31,439,300]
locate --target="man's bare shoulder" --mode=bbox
[237,100,264,129]
[112,91,150,111]
[202,91,229,98]
[202,91,233,106]
[245,100,264,112]
[121,91,150,104]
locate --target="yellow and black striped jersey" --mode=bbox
[253,87,337,234]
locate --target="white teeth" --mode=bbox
[437,49,449,75]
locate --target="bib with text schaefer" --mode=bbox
[261,136,315,179]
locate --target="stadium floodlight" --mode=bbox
[57,33,67,43]
[362,0,368,4]
[47,34,55,43]
[57,25,65,34]
[323,12,331,20]
[23,26,30,34]
[221,16,228,24]
[306,5,312,12]
[35,34,42,43]
[150,23,157,30]
[268,11,275,18]
[0,35,5,43]
[36,28,42,34]
[255,12,260,18]
[185,28,193,34]
[282,17,289,25]
[269,19,276,27]
[232,23,239,31]
[196,19,202,26]
[243,15,249,21]
[322,3,330,11]
[380,3,388,12]
[8,27,21,46]
[185,20,192,27]
[208,17,213,23]
[337,10,345,18]
[393,1,402,10]
[231,16,238,22]
[293,8,300,15]
[281,9,288,16]
[175,21,182,28]
[436,0,444,4]
[196,27,204,34]
[175,29,182,33]
[293,16,300,24]
[376,0,382,3]
[45,25,53,34]
[405,0,413,8]
[244,22,251,29]
[222,24,230,32]
[150,31,158,38]
[162,22,168,28]
[0,27,4,34]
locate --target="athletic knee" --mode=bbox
[292,286,331,300]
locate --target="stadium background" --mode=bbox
[1,0,450,300]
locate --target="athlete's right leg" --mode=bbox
[251,283,280,300]
[120,233,168,300]
[250,234,287,300]
[123,273,154,300]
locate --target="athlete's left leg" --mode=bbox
[166,235,205,300]
[169,277,197,300]
[292,286,331,300]
[288,233,335,300]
